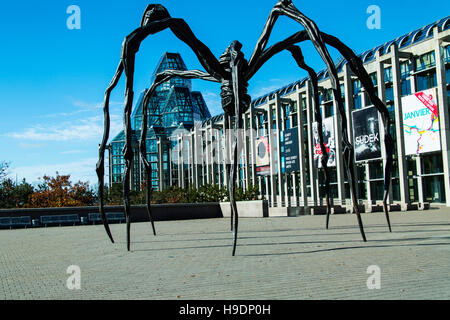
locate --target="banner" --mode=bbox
[313,117,336,168]
[352,106,382,162]
[255,136,270,176]
[281,128,300,173]
[402,88,441,155]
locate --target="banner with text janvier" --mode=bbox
[402,88,441,155]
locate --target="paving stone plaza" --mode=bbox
[0,208,449,300]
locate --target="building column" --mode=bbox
[343,64,358,203]
[107,144,113,189]
[391,44,410,209]
[242,114,249,190]
[178,135,184,188]
[210,125,216,185]
[157,137,163,191]
[186,133,192,187]
[275,94,285,207]
[280,99,290,207]
[409,55,425,205]
[359,82,372,205]
[205,125,211,185]
[434,28,450,206]
[249,107,257,186]
[296,92,308,210]
[193,128,200,189]
[200,131,206,186]
[213,125,223,187]
[333,91,346,206]
[305,81,318,207]
[376,51,394,205]
[267,103,278,207]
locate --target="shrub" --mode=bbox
[105,183,260,205]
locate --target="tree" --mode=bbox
[27,173,96,208]
[0,178,35,209]
[0,161,9,182]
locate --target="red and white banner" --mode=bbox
[415,91,439,118]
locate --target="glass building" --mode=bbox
[109,52,211,191]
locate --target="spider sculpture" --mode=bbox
[97,0,394,256]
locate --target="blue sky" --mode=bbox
[0,0,448,186]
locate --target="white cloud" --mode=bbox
[36,100,123,119]
[10,157,101,186]
[72,100,103,110]
[71,99,123,111]
[18,142,47,149]
[38,109,89,119]
[6,115,123,142]
[60,150,84,155]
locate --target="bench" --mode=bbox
[40,214,80,227]
[0,216,32,229]
[88,212,126,224]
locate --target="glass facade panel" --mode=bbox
[417,71,437,91]
[370,181,384,201]
[400,61,411,79]
[384,67,393,83]
[401,79,412,96]
[416,51,436,71]
[422,154,444,175]
[324,103,334,117]
[423,176,446,203]
[386,85,394,101]
[369,72,378,86]
[369,161,384,180]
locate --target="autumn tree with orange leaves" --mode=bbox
[28,173,96,208]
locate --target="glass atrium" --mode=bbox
[109,52,211,191]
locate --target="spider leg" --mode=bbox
[122,47,137,252]
[139,70,220,236]
[230,57,245,257]
[287,45,332,228]
[167,19,227,80]
[248,1,367,241]
[229,119,240,256]
[139,88,156,237]
[96,60,124,244]
[248,0,336,89]
[253,28,393,233]
[321,32,393,232]
[100,12,227,249]
[247,31,308,80]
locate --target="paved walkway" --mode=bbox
[0,208,449,300]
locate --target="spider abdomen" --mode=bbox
[219,41,251,116]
